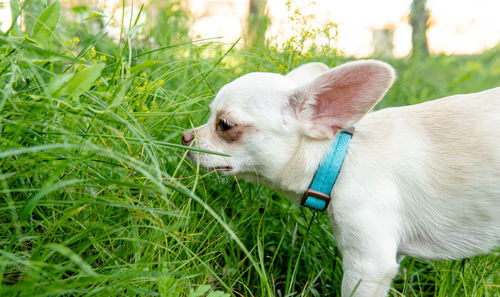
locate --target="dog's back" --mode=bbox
[344,87,500,260]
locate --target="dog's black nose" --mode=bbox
[182,131,195,146]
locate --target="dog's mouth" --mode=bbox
[185,151,233,172]
[213,166,233,172]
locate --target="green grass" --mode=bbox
[0,1,499,296]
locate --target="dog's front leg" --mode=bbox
[332,208,400,297]
[340,237,399,297]
[341,255,399,297]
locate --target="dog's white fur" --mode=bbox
[185,60,500,296]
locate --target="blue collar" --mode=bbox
[301,127,355,211]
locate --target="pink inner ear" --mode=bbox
[314,73,368,121]
[306,61,395,133]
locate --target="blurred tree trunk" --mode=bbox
[410,0,429,57]
[246,0,268,47]
[373,28,394,57]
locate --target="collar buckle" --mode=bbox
[301,189,331,211]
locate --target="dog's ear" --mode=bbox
[290,60,395,139]
[285,62,329,84]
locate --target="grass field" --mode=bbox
[0,1,499,296]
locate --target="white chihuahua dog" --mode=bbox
[182,60,500,297]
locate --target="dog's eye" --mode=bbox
[218,119,234,131]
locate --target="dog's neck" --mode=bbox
[275,137,334,204]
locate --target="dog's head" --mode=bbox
[183,60,395,189]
